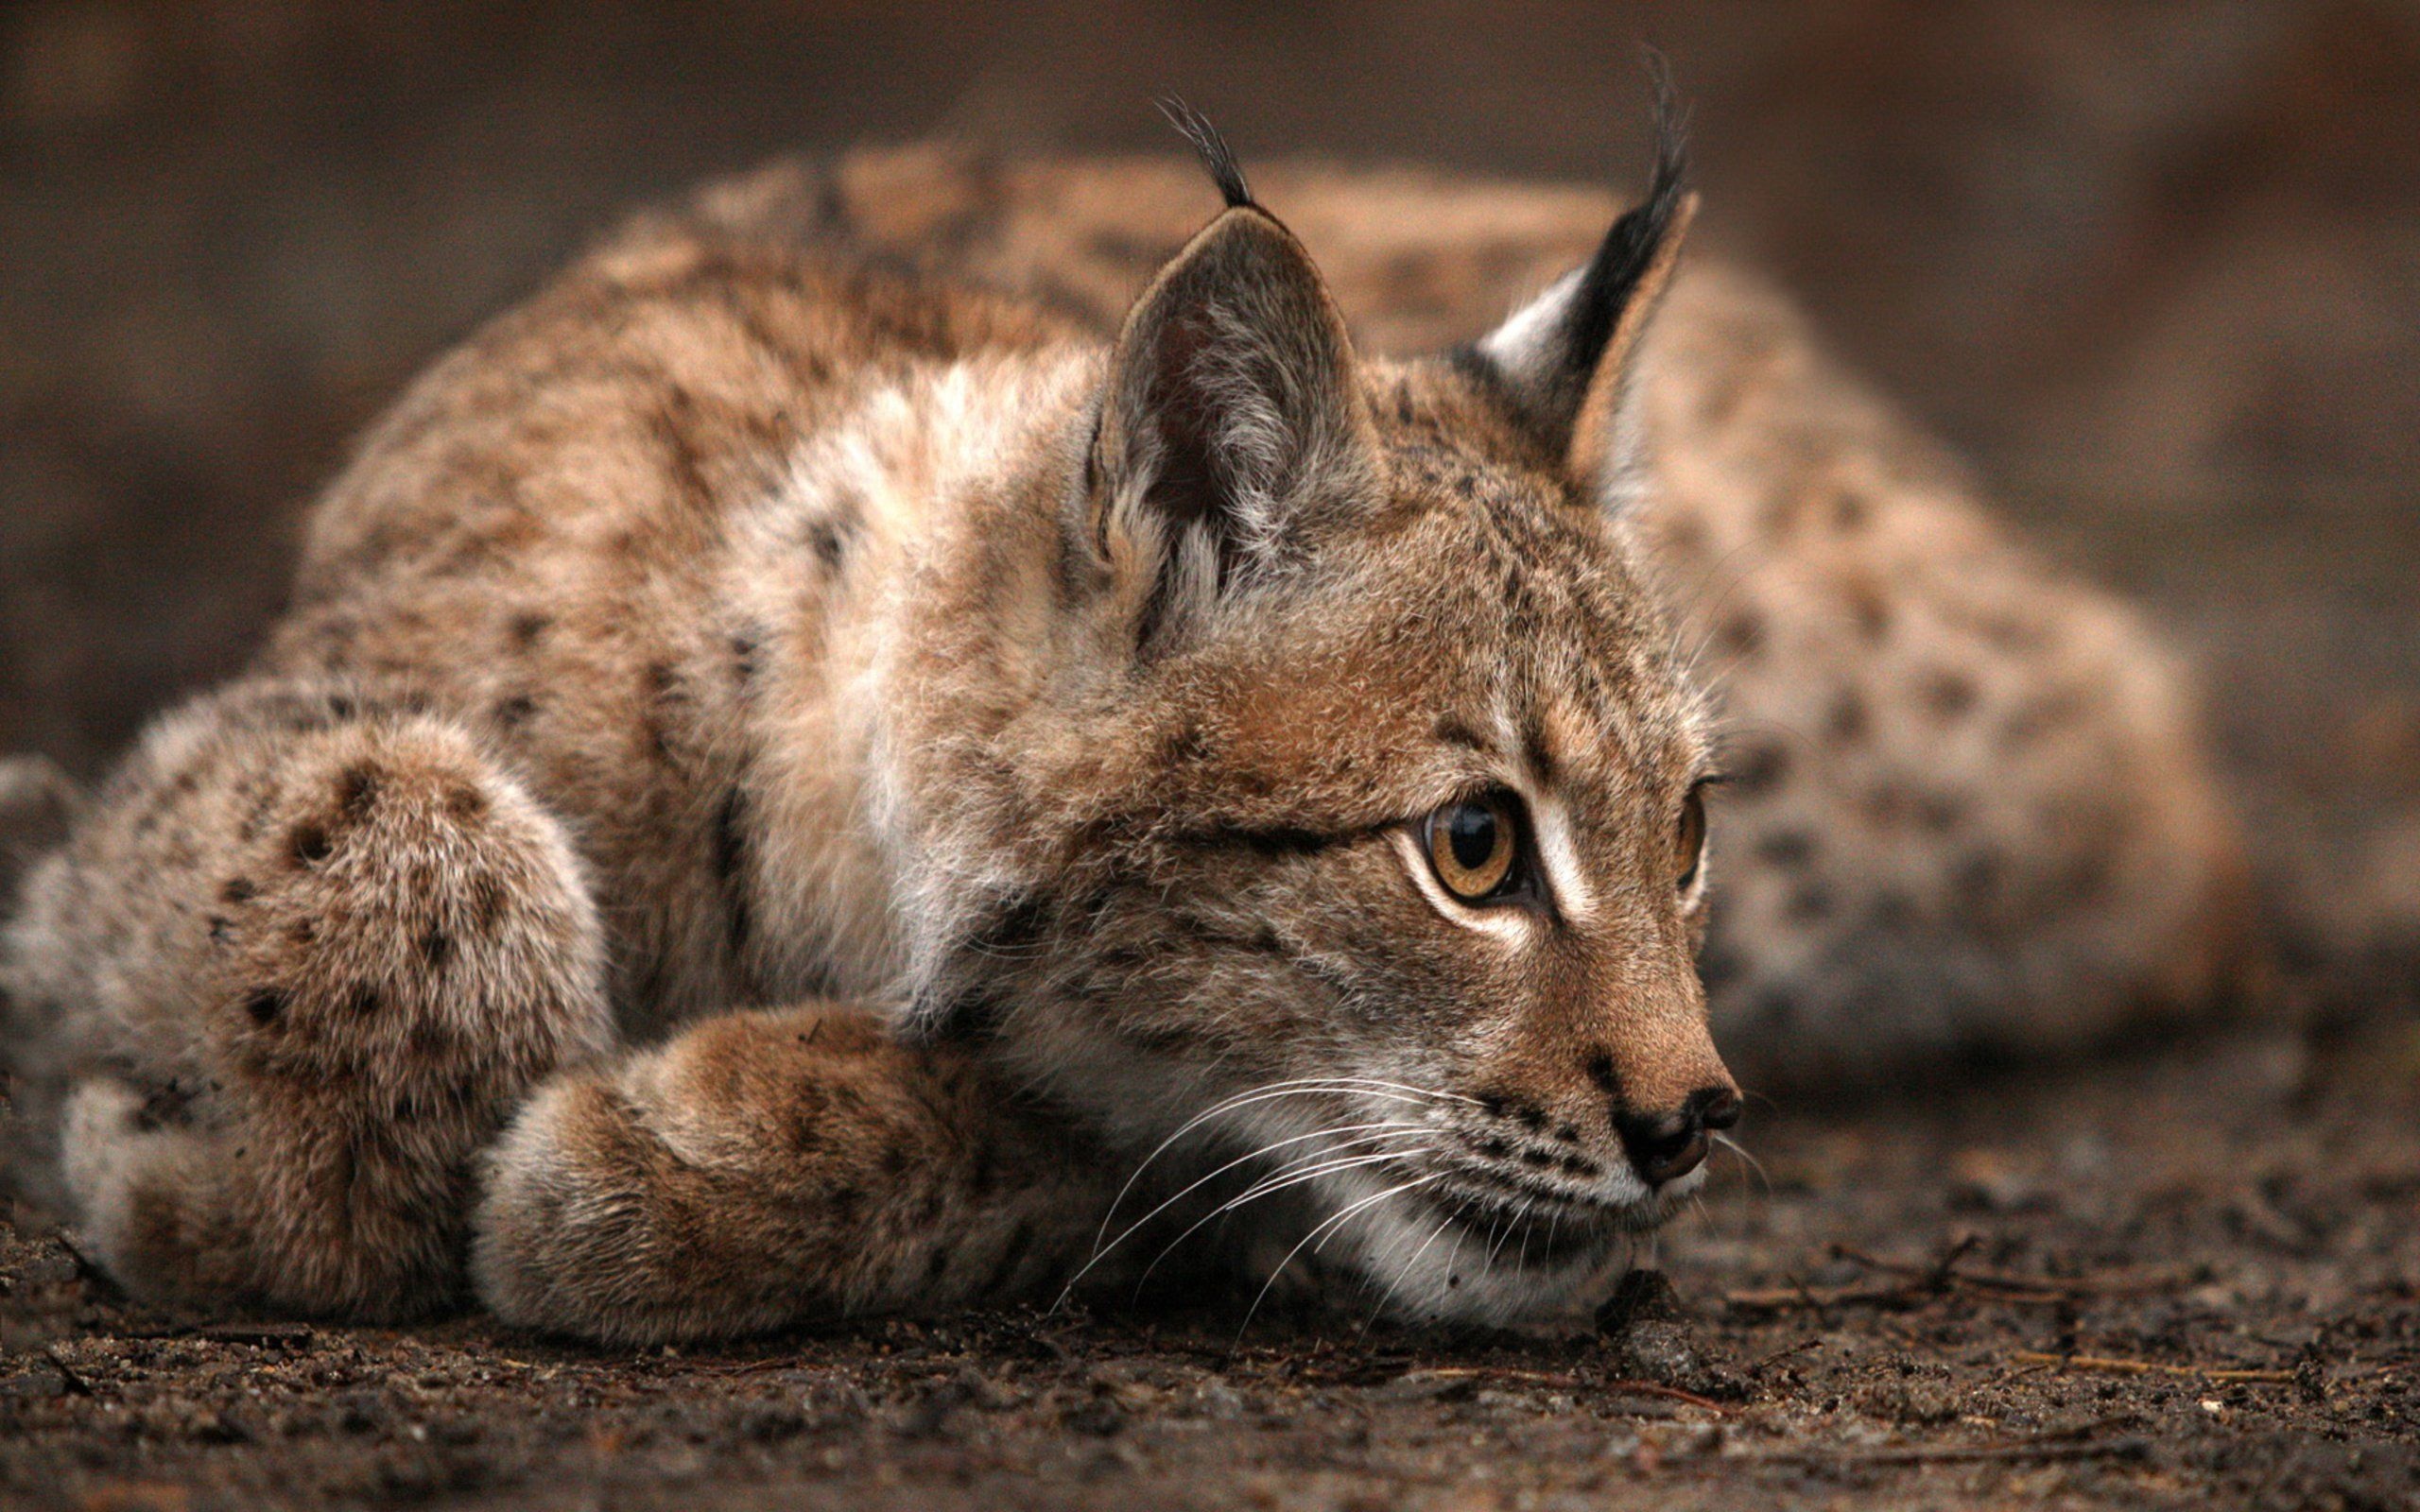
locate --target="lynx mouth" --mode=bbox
[1411,1170,1682,1267]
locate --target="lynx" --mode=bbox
[0,103,2249,1344]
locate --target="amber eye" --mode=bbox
[1426,792,1523,902]
[1676,783,1708,892]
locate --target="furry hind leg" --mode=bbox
[2,681,613,1319]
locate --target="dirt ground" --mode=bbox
[2,1017,2414,1512]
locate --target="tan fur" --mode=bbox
[0,138,2248,1343]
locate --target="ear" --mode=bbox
[1084,202,1375,648]
[1472,82,1695,508]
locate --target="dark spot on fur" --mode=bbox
[288,918,317,946]
[714,787,752,962]
[348,985,381,1016]
[1784,883,1834,922]
[1831,488,1870,531]
[220,877,257,904]
[968,894,1047,957]
[1716,609,1763,658]
[1697,940,1742,991]
[288,823,332,867]
[493,695,538,729]
[1915,793,1965,832]
[1754,830,1816,867]
[422,925,452,969]
[826,1186,863,1225]
[335,765,381,822]
[1955,851,2006,917]
[730,631,761,685]
[1162,722,1211,766]
[1584,1055,1622,1100]
[1842,578,1891,641]
[1926,671,1979,720]
[2004,687,2087,746]
[1478,1136,1512,1160]
[206,916,233,945]
[1559,1156,1599,1178]
[1827,690,1869,743]
[1869,889,1920,929]
[133,1081,197,1132]
[1553,1123,1581,1143]
[1727,740,1789,798]
[509,612,552,648]
[1510,1101,1548,1133]
[243,988,287,1026]
[471,874,509,932]
[807,518,850,571]
[1519,1149,1559,1170]
[444,783,488,822]
[1433,717,1491,753]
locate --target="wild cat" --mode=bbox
[0,97,2251,1344]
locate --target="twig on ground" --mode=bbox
[2010,1350,2294,1384]
[1832,1243,2188,1299]
[1732,1435,2152,1469]
[1596,1378,1739,1415]
[1749,1338,1823,1374]
[106,1321,317,1347]
[1395,1366,1578,1388]
[1728,1240,2191,1314]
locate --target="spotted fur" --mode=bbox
[0,115,2248,1341]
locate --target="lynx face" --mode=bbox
[898,126,1739,1320]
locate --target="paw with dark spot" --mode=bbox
[336,765,383,821]
[289,824,334,867]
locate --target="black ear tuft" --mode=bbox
[1467,53,1699,496]
[1562,50,1689,375]
[1157,98,1253,210]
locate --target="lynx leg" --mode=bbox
[473,1005,1107,1345]
[3,681,612,1318]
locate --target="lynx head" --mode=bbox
[894,96,1737,1323]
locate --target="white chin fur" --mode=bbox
[1310,1164,1691,1327]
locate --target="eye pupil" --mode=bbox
[1447,804,1497,870]
[1426,794,1520,902]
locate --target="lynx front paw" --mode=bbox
[473,1005,1101,1344]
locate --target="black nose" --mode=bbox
[1618,1087,1742,1187]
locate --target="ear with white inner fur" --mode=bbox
[1086,203,1375,648]
[1473,88,1696,510]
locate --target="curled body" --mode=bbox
[0,117,2249,1343]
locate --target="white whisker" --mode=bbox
[1236,1173,1443,1340]
[1134,1142,1435,1293]
[1091,1076,1471,1255]
[1711,1132,1771,1197]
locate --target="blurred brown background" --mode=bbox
[3,0,2415,978]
